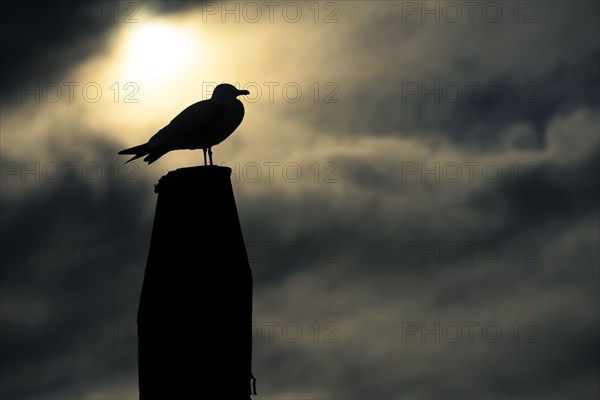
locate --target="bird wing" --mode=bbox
[148,100,227,151]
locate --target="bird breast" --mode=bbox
[203,99,245,147]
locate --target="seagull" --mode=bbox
[118,83,250,165]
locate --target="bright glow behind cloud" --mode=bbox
[122,23,194,83]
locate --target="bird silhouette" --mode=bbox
[118,83,250,165]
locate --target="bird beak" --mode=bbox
[238,89,250,96]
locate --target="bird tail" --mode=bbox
[143,150,168,164]
[118,143,149,163]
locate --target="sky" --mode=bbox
[1,0,599,398]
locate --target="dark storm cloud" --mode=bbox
[290,1,599,149]
[235,114,599,272]
[0,0,205,109]
[0,134,155,397]
[364,49,599,148]
[2,1,114,83]
[247,206,598,398]
[467,150,600,243]
[237,122,598,396]
[249,243,598,398]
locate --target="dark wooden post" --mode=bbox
[137,166,253,399]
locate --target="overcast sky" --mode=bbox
[1,1,599,398]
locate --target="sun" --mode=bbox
[123,23,194,82]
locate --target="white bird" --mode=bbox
[119,83,250,165]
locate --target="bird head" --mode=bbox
[212,83,250,100]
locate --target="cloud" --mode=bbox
[282,2,599,148]
[0,133,155,397]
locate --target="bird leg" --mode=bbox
[203,148,207,166]
[208,147,213,166]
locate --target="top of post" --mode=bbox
[154,166,232,194]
